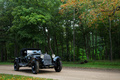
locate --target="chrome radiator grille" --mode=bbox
[43,54,52,65]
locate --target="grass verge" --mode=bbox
[0,62,13,65]
[0,60,120,69]
[62,60,120,69]
[0,74,53,80]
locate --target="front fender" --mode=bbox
[53,56,61,62]
[31,57,40,63]
[14,57,19,63]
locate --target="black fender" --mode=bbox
[14,57,19,63]
[53,56,62,69]
[53,56,61,62]
[31,58,39,64]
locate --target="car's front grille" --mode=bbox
[43,54,52,65]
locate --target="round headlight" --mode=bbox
[40,54,44,58]
[52,54,55,58]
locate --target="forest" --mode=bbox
[0,0,120,62]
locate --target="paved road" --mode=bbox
[0,65,120,80]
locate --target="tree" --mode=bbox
[59,0,83,61]
[88,0,120,61]
[0,0,15,61]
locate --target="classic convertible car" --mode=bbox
[14,48,62,74]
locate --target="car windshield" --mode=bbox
[27,50,41,56]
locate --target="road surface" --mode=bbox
[0,65,120,80]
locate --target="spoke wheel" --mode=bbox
[54,60,62,72]
[14,62,19,71]
[32,61,39,74]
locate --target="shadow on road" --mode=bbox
[18,69,56,74]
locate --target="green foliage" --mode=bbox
[0,74,53,80]
[79,48,87,61]
[0,0,120,62]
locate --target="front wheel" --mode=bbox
[54,60,62,72]
[32,61,39,74]
[14,62,19,71]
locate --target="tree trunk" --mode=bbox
[55,35,58,55]
[1,43,4,62]
[32,42,35,48]
[65,26,69,61]
[73,8,75,62]
[86,33,90,60]
[92,32,94,60]
[84,33,89,60]
[14,35,18,57]
[4,43,7,61]
[65,20,70,61]
[105,41,108,60]
[47,30,54,55]
[43,26,48,53]
[88,33,90,59]
[36,42,40,49]
[52,37,55,54]
[109,17,113,61]
[95,33,97,60]
[61,41,64,58]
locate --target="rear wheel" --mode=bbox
[32,61,39,74]
[14,62,19,71]
[54,60,62,72]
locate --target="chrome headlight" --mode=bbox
[52,54,55,58]
[40,54,44,58]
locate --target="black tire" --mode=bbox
[32,61,39,74]
[14,62,19,71]
[54,60,62,72]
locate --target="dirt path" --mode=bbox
[0,65,120,80]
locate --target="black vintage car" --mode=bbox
[14,48,62,74]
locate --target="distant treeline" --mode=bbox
[0,0,120,62]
